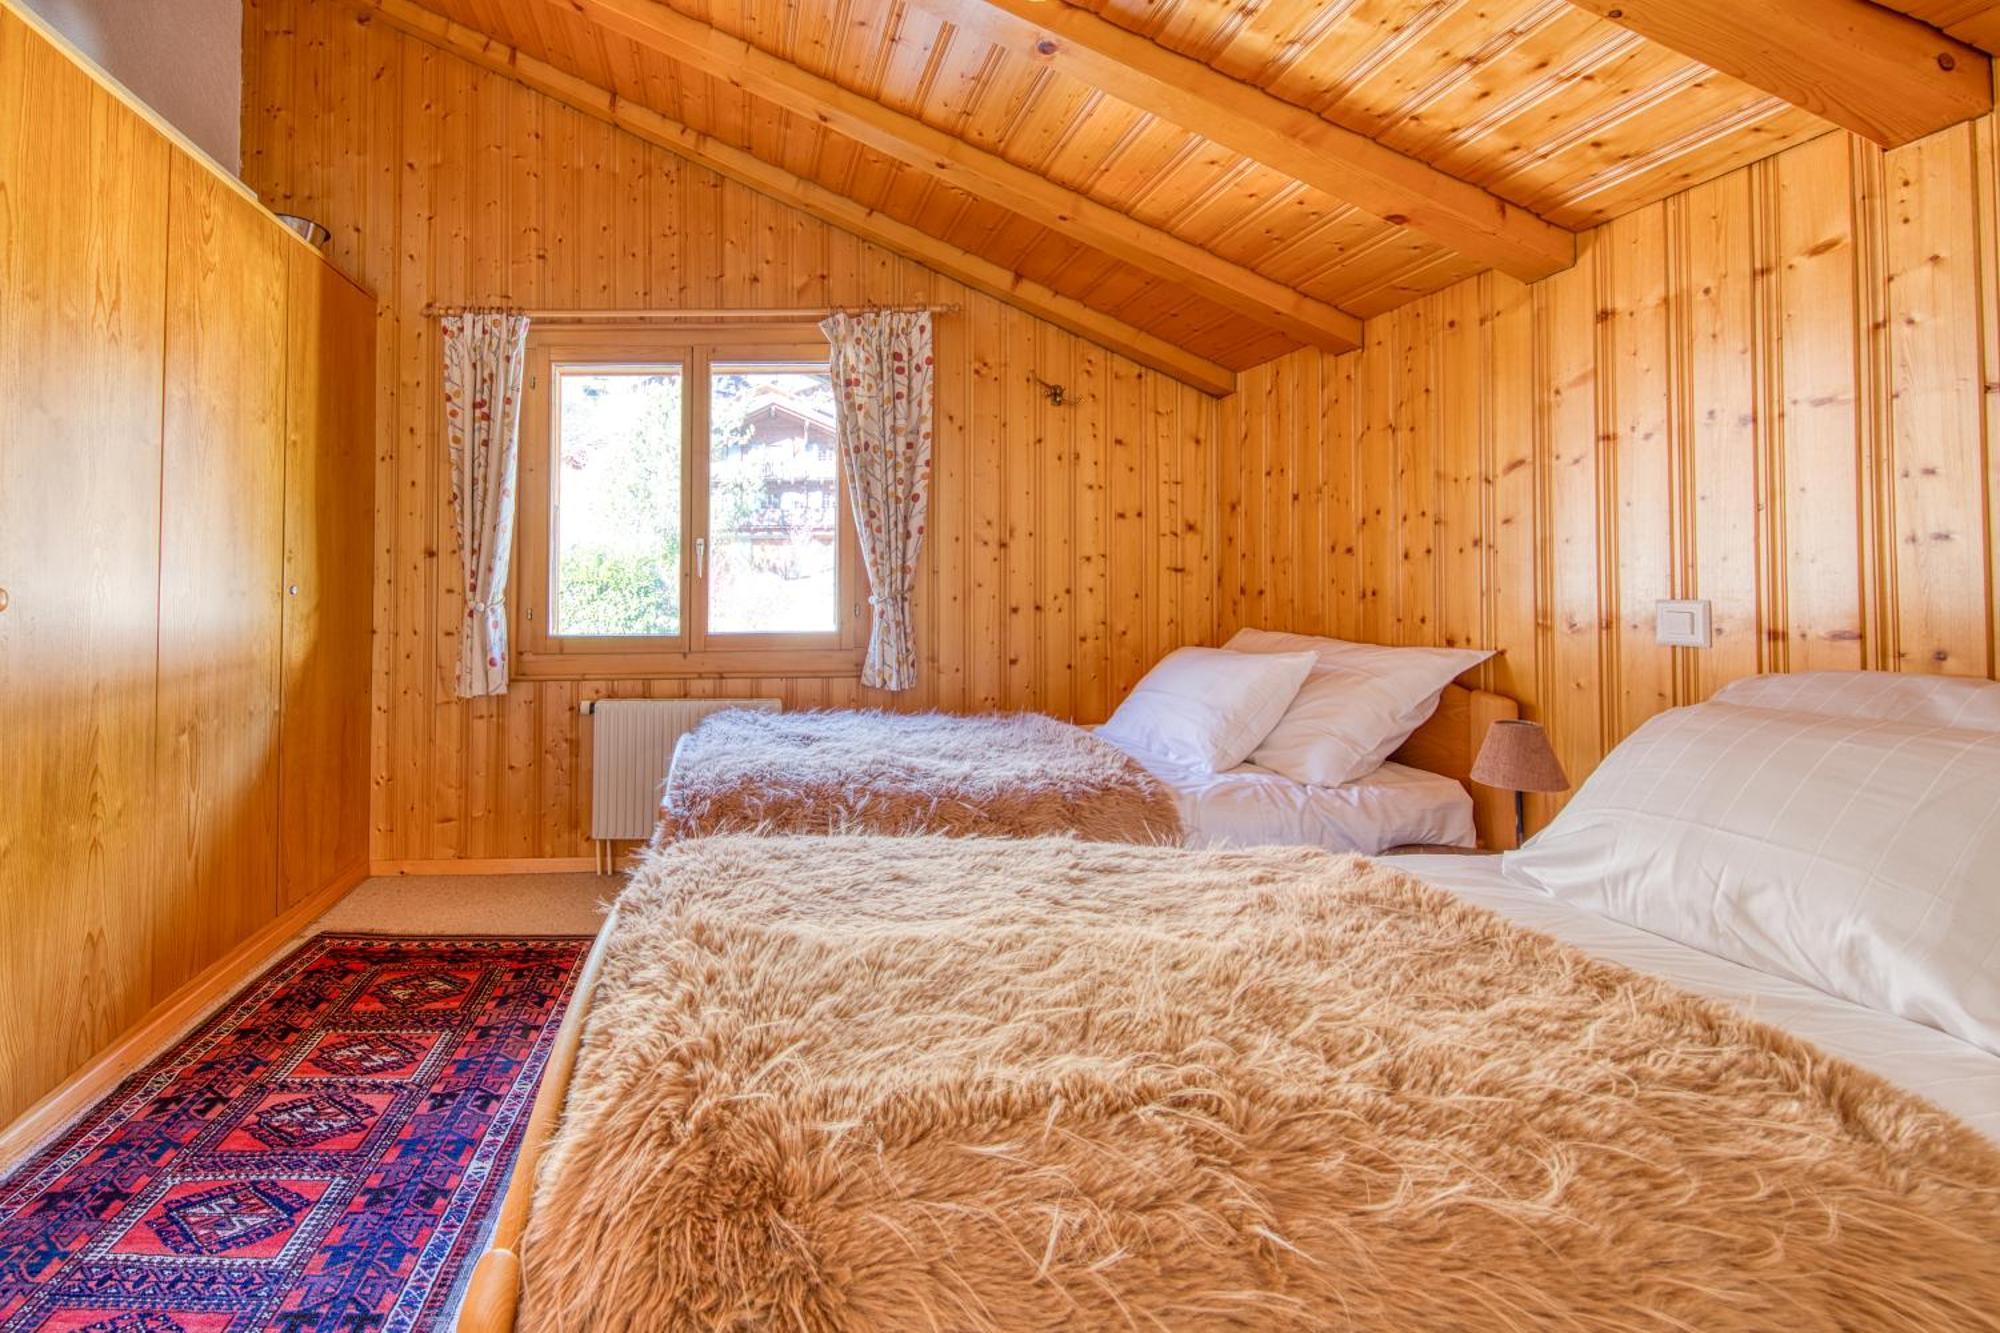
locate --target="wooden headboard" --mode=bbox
[1388,685,1519,850]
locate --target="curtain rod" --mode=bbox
[417,303,960,320]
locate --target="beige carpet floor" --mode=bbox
[307,871,613,938]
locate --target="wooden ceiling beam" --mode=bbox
[946,0,1577,284]
[350,0,1240,395]
[566,0,1363,351]
[1561,0,1991,148]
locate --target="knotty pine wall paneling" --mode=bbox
[240,0,1222,865]
[1221,126,2000,833]
[0,1,376,1130]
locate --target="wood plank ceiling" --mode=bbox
[1881,1,2000,51]
[368,0,1984,380]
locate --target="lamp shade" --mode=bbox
[1471,719,1569,793]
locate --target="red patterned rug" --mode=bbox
[0,933,592,1332]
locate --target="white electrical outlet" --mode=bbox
[1655,599,1712,649]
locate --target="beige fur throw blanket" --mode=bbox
[658,709,1183,845]
[520,835,2000,1331]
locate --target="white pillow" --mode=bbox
[1714,671,2000,732]
[1226,628,1493,786]
[1099,647,1315,773]
[1501,699,2000,1054]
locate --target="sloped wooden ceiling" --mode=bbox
[372,0,1975,379]
[1878,1,2000,52]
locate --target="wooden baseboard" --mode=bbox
[368,857,603,876]
[0,860,370,1171]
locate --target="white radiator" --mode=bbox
[584,697,781,842]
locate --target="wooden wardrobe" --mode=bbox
[0,2,374,1134]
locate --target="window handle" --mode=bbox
[695,537,706,578]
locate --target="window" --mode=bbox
[551,364,685,638]
[706,363,841,635]
[514,326,863,677]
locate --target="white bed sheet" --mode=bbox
[1394,853,2000,1145]
[1110,741,1476,853]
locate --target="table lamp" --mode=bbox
[1470,719,1569,847]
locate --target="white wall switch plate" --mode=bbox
[1655,599,1712,649]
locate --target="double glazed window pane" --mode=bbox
[707,364,839,635]
[552,366,683,637]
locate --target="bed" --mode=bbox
[459,674,2000,1330]
[461,833,2000,1330]
[657,709,1184,845]
[1391,852,2000,1143]
[660,685,1518,854]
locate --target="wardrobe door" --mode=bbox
[0,11,171,1125]
[153,154,289,998]
[278,246,375,908]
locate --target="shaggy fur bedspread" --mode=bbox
[658,709,1183,845]
[519,836,2000,1331]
